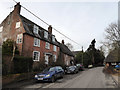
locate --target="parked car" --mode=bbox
[65,66,79,74]
[88,65,93,68]
[34,66,64,82]
[115,63,120,70]
[76,64,84,71]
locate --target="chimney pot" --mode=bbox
[48,25,52,34]
[62,40,64,44]
[14,2,21,14]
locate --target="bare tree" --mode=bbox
[102,23,120,53]
[66,43,74,51]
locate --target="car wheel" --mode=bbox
[51,76,55,83]
[74,71,76,74]
[61,73,64,78]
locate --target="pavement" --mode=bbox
[111,74,120,88]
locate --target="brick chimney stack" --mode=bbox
[62,40,64,44]
[48,25,52,34]
[14,2,21,15]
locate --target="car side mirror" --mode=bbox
[55,71,57,73]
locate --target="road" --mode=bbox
[3,67,116,89]
[41,67,116,88]
[20,67,116,89]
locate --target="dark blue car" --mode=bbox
[34,66,64,82]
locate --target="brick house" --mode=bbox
[0,3,60,67]
[0,3,74,67]
[59,40,74,66]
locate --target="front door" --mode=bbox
[45,54,49,65]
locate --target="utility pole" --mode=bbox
[82,46,84,65]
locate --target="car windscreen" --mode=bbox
[69,66,74,69]
[49,67,55,72]
[43,67,55,72]
[76,64,80,66]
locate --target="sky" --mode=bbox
[0,0,118,51]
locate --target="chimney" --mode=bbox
[48,25,52,34]
[14,2,21,14]
[62,40,64,44]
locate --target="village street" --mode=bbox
[4,67,116,89]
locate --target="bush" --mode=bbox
[13,56,33,73]
[2,39,14,55]
[33,60,46,72]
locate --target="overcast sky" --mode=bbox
[0,0,118,51]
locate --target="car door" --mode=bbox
[57,67,64,77]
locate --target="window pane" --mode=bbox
[33,25,38,34]
[38,39,40,47]
[0,26,3,32]
[33,51,40,61]
[53,55,56,62]
[53,45,56,51]
[16,22,20,28]
[52,36,55,42]
[45,55,48,64]
[34,38,40,47]
[34,38,37,46]
[45,42,50,49]
[17,34,22,44]
[44,31,48,39]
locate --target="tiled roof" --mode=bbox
[20,15,59,46]
[19,15,74,56]
[59,43,74,57]
[72,51,81,56]
[105,48,120,62]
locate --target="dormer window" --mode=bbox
[44,31,48,39]
[16,21,20,28]
[52,36,55,42]
[33,25,39,34]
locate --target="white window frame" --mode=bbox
[44,31,48,39]
[34,38,40,47]
[45,42,50,49]
[45,54,49,64]
[0,26,3,32]
[16,21,20,28]
[33,25,39,34]
[17,33,23,44]
[52,36,55,42]
[53,55,57,62]
[4,37,7,42]
[33,51,40,61]
[53,45,57,52]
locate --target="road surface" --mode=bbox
[41,67,116,88]
[3,67,116,89]
[20,67,116,89]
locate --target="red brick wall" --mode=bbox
[1,5,25,55]
[22,34,60,66]
[63,54,74,66]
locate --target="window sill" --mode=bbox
[33,60,39,61]
[34,45,40,47]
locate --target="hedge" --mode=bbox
[13,56,33,73]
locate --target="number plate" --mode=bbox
[38,78,43,80]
